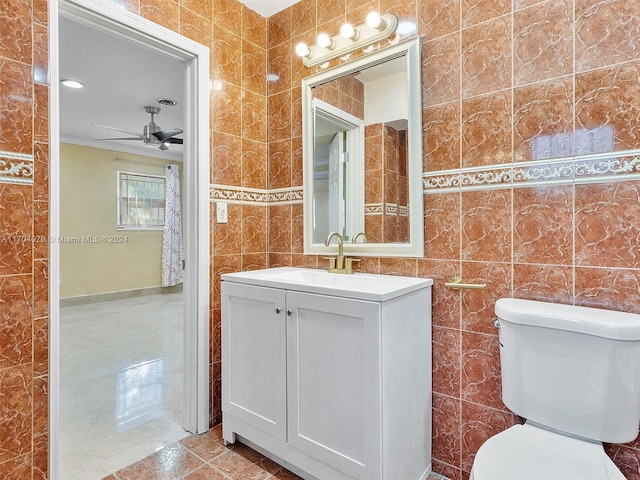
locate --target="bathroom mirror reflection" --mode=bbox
[311,99,364,244]
[302,37,423,257]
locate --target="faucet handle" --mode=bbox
[322,256,337,270]
[344,257,361,272]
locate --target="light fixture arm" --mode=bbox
[300,13,398,67]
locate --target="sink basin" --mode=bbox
[221,267,432,301]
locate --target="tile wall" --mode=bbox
[264,0,640,479]
[364,124,386,243]
[3,0,640,479]
[363,124,410,243]
[0,0,49,478]
[382,125,408,242]
[1,0,272,476]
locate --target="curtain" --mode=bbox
[162,164,183,287]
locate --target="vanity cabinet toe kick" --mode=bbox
[221,271,433,480]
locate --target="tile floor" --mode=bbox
[61,292,446,480]
[103,425,299,479]
[104,425,447,480]
[60,292,187,479]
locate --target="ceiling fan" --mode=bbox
[92,105,183,151]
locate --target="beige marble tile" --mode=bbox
[60,293,187,480]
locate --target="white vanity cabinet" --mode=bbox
[221,283,287,442]
[221,267,433,480]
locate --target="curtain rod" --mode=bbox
[113,157,175,169]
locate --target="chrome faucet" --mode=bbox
[324,231,359,274]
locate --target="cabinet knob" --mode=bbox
[287,309,292,316]
[275,307,282,314]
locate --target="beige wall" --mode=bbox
[60,143,179,298]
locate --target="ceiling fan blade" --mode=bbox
[152,128,183,142]
[91,123,145,139]
[97,137,144,141]
[163,137,183,144]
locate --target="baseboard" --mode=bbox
[60,284,183,307]
[430,471,450,480]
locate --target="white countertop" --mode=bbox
[221,267,433,302]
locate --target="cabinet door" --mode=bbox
[286,291,381,479]
[222,282,287,441]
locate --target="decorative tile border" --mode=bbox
[364,203,383,214]
[212,149,640,204]
[365,203,409,216]
[0,151,34,185]
[424,149,640,193]
[210,185,303,205]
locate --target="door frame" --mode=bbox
[312,99,365,242]
[48,1,211,478]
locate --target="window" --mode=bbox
[117,171,165,229]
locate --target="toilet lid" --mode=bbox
[471,424,626,480]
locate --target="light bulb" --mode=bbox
[340,23,358,40]
[295,42,311,58]
[397,20,417,35]
[366,12,385,30]
[316,33,334,49]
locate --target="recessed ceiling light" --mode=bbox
[61,79,85,89]
[157,98,177,106]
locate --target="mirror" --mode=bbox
[302,37,423,257]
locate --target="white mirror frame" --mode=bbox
[302,37,423,257]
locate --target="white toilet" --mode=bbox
[470,298,640,480]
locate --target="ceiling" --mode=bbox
[59,16,186,160]
[241,0,300,17]
[59,0,300,161]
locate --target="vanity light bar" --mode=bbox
[296,13,398,67]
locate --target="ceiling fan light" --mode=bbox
[92,106,182,152]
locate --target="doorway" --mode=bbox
[49,1,210,478]
[312,99,365,243]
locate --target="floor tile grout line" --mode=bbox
[178,445,209,479]
[177,461,215,480]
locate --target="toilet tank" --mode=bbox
[496,298,640,444]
